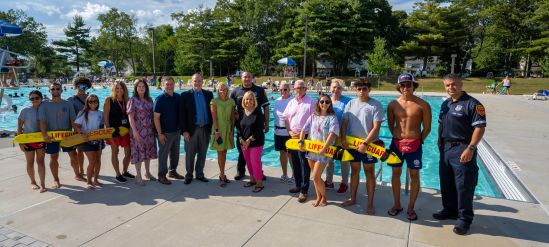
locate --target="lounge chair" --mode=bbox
[529,90,549,100]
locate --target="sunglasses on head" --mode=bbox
[50,87,62,91]
[29,96,41,101]
[319,100,331,105]
[399,82,413,88]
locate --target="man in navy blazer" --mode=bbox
[180,73,214,184]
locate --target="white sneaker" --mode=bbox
[280,174,288,183]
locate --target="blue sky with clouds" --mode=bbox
[1,0,417,41]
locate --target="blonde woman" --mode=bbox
[210,83,236,187]
[103,81,133,183]
[237,91,265,192]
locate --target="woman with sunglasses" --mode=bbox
[104,81,133,183]
[17,90,47,192]
[74,95,104,190]
[298,94,339,207]
[273,81,294,184]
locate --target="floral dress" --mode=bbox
[127,96,158,164]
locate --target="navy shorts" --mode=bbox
[274,134,290,151]
[81,140,105,152]
[348,149,378,164]
[45,142,76,154]
[389,140,423,169]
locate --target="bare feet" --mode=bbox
[135,178,145,186]
[74,176,86,182]
[52,180,61,189]
[340,199,356,207]
[93,181,103,187]
[319,200,328,207]
[366,206,375,215]
[87,183,96,190]
[311,199,321,207]
[39,187,47,193]
[145,173,156,181]
[31,183,40,190]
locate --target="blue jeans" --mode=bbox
[157,131,181,179]
[290,149,310,194]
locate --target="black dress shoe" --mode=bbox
[123,171,135,178]
[234,174,245,180]
[289,187,300,193]
[433,210,458,220]
[196,177,209,182]
[453,222,470,235]
[184,177,192,184]
[168,172,185,180]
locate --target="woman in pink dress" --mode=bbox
[127,79,158,185]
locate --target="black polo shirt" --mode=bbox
[439,92,486,142]
[229,83,269,115]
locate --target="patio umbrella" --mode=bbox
[277,57,296,66]
[97,60,113,68]
[0,20,23,37]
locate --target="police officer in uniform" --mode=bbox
[434,74,486,235]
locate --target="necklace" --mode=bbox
[316,115,326,133]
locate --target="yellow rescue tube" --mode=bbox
[13,131,77,144]
[285,138,354,162]
[345,136,402,164]
[60,127,129,147]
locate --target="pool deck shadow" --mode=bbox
[1,142,549,247]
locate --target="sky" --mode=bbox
[1,0,418,42]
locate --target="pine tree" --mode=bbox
[52,15,91,72]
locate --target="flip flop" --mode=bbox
[253,186,264,193]
[243,181,256,187]
[407,210,418,221]
[388,208,403,216]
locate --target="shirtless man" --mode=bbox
[387,73,431,221]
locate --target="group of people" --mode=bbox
[16,71,486,235]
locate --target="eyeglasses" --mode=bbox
[50,88,62,91]
[280,88,290,91]
[399,83,413,88]
[88,100,99,104]
[294,87,306,90]
[29,97,41,101]
[319,100,331,105]
[356,87,369,92]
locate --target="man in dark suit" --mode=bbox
[180,73,214,184]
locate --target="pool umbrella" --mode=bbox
[97,60,113,68]
[277,57,296,66]
[0,20,23,37]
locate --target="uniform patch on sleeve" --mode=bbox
[476,104,485,116]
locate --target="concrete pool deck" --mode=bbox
[0,93,548,246]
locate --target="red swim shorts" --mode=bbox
[106,134,130,147]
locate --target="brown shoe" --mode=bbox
[168,172,185,180]
[158,177,172,185]
[298,193,308,203]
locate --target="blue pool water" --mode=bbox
[1,86,501,198]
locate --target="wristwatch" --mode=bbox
[468,144,477,151]
[298,139,305,145]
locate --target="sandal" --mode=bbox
[388,207,403,216]
[407,210,418,221]
[253,186,264,193]
[244,181,256,187]
[219,176,228,187]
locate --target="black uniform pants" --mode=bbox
[439,142,479,224]
[235,133,247,176]
[289,149,310,194]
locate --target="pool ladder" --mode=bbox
[375,161,411,195]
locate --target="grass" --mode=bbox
[168,75,548,95]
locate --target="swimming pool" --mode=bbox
[1,86,502,198]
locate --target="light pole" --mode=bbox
[303,15,308,80]
[451,54,457,74]
[206,59,213,79]
[148,27,157,83]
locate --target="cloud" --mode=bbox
[44,24,66,41]
[66,2,111,20]
[153,9,162,16]
[26,2,63,16]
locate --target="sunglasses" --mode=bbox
[319,100,331,105]
[356,87,368,92]
[77,85,89,91]
[399,83,413,88]
[88,100,99,104]
[280,88,290,91]
[29,97,41,101]
[50,88,62,91]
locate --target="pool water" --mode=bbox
[1,87,501,198]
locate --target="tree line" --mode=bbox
[1,0,548,78]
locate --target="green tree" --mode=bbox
[368,37,396,86]
[240,45,263,75]
[52,15,91,72]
